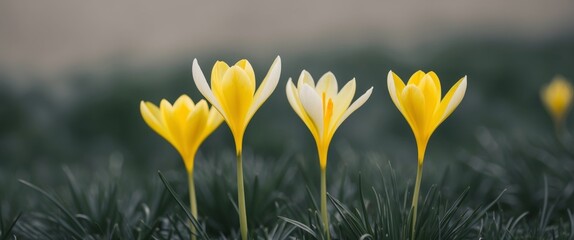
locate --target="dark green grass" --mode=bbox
[3,132,574,239]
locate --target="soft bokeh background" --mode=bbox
[1,0,574,213]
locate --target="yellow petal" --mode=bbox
[140,101,171,143]
[427,71,442,97]
[205,103,224,137]
[400,85,427,141]
[418,74,440,120]
[160,100,185,154]
[387,71,405,112]
[246,56,281,122]
[407,70,426,86]
[235,59,256,84]
[184,100,209,161]
[219,66,255,134]
[435,76,467,127]
[316,72,338,98]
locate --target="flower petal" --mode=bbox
[331,79,356,128]
[334,86,373,131]
[192,59,226,119]
[400,85,426,139]
[235,59,256,84]
[246,56,281,122]
[299,84,324,137]
[436,76,467,126]
[387,71,405,111]
[316,72,338,98]
[407,70,426,86]
[297,70,315,89]
[140,101,171,142]
[219,66,255,133]
[286,78,319,140]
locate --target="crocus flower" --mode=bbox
[140,95,223,172]
[387,70,466,239]
[192,57,281,240]
[286,70,373,238]
[541,75,573,131]
[140,95,223,237]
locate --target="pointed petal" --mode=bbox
[219,66,255,132]
[418,74,440,119]
[387,71,405,110]
[427,71,441,97]
[140,101,171,142]
[400,85,426,139]
[297,70,315,89]
[235,59,256,84]
[316,72,338,98]
[299,84,324,137]
[246,56,281,121]
[192,59,226,119]
[407,70,426,85]
[287,78,320,140]
[211,61,230,100]
[334,86,373,131]
[331,79,356,128]
[437,76,467,125]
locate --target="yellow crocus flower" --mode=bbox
[286,70,373,238]
[541,75,573,130]
[140,95,223,172]
[387,71,467,164]
[387,70,466,239]
[140,94,223,238]
[192,56,281,240]
[192,57,281,154]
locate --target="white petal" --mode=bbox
[192,59,226,119]
[335,87,373,129]
[441,76,467,121]
[299,84,324,137]
[286,79,304,117]
[297,70,315,89]
[246,56,281,121]
[316,72,338,98]
[387,71,400,108]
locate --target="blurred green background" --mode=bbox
[1,0,574,229]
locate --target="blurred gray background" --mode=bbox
[1,0,574,178]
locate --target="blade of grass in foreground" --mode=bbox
[157,171,210,240]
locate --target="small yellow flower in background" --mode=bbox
[541,75,573,131]
[286,70,373,238]
[192,56,281,240]
[387,70,466,239]
[140,94,223,238]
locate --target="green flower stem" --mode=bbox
[411,163,424,240]
[237,151,248,240]
[187,170,198,240]
[321,167,330,240]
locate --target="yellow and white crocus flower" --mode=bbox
[140,95,223,172]
[192,57,281,154]
[387,71,467,164]
[192,56,281,240]
[286,71,373,169]
[541,75,573,129]
[287,70,372,239]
